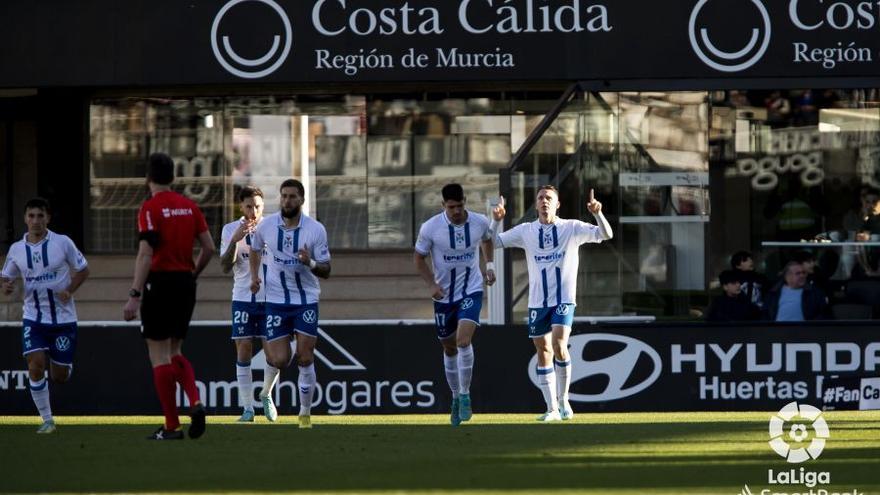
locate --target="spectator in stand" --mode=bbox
[705,270,761,322]
[791,250,838,298]
[855,191,880,277]
[731,251,767,309]
[764,261,828,321]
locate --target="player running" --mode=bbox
[414,183,495,426]
[491,186,612,421]
[248,179,331,429]
[1,198,90,434]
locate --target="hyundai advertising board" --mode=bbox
[0,323,878,414]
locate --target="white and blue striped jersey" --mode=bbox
[497,218,603,308]
[1,230,88,324]
[415,210,491,304]
[251,212,330,306]
[220,217,267,303]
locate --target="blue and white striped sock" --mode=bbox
[554,358,571,403]
[236,361,253,412]
[457,345,474,396]
[29,377,52,422]
[298,363,316,416]
[443,353,459,399]
[536,366,557,413]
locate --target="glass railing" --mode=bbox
[501,86,711,322]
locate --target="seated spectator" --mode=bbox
[791,250,836,296]
[764,261,829,321]
[855,190,880,277]
[706,270,761,322]
[731,250,767,308]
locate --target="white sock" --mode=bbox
[29,378,52,422]
[261,364,280,398]
[236,361,253,412]
[554,358,571,405]
[457,345,474,396]
[537,366,558,413]
[297,363,316,416]
[443,353,460,399]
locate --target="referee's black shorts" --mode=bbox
[141,271,196,340]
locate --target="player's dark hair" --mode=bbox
[147,152,174,185]
[441,183,465,202]
[239,185,264,203]
[24,197,51,215]
[280,179,305,197]
[730,251,752,269]
[718,270,740,286]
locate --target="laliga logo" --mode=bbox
[769,401,830,463]
[688,0,771,72]
[528,333,661,402]
[211,0,293,79]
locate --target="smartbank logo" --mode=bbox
[182,328,436,414]
[736,402,865,495]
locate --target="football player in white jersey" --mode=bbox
[248,179,331,429]
[491,186,612,421]
[1,198,90,433]
[220,186,267,423]
[414,183,495,426]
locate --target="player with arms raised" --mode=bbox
[491,186,612,421]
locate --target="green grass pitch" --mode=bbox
[1,412,879,494]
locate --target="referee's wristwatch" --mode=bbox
[128,288,142,298]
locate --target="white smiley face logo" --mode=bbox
[688,0,772,72]
[211,0,293,79]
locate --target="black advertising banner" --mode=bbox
[820,375,880,410]
[1,322,879,415]
[1,0,880,87]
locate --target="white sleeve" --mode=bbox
[251,223,266,254]
[414,222,432,256]
[573,220,603,244]
[576,212,613,243]
[477,214,492,241]
[497,223,526,249]
[220,223,233,255]
[64,237,88,271]
[1,250,20,279]
[312,225,331,263]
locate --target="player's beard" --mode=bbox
[281,205,300,218]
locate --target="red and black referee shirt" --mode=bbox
[137,191,208,272]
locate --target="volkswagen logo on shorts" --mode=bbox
[688,0,771,72]
[302,310,317,324]
[555,304,570,316]
[55,336,71,352]
[460,298,474,310]
[528,333,661,402]
[211,0,293,79]
[769,401,830,463]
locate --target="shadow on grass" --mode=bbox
[2,422,879,493]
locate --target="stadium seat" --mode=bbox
[831,303,873,320]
